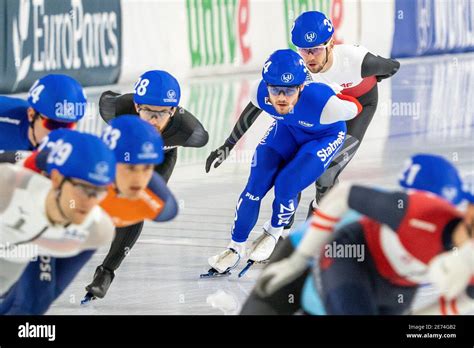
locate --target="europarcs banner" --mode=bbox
[0,0,122,93]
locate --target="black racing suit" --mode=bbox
[94,91,209,290]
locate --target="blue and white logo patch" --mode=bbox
[88,161,111,183]
[95,161,109,176]
[138,141,158,159]
[281,73,294,84]
[305,31,317,43]
[164,89,177,103]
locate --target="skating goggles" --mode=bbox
[267,85,300,97]
[297,40,331,56]
[66,178,109,199]
[34,112,76,131]
[137,106,174,120]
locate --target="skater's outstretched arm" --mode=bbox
[205,101,262,173]
[98,91,136,123]
[147,172,179,222]
[161,108,209,148]
[361,53,400,81]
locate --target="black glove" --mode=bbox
[376,58,400,82]
[205,141,235,173]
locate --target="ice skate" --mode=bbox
[200,241,245,278]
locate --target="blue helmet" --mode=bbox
[103,115,164,165]
[262,49,307,86]
[291,11,334,48]
[399,154,464,205]
[27,74,87,123]
[133,70,181,107]
[46,130,116,186]
[462,173,474,204]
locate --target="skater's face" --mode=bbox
[51,170,108,224]
[135,103,175,132]
[298,38,334,74]
[267,84,304,115]
[27,107,75,147]
[115,163,154,199]
[466,204,474,228]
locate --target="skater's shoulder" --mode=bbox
[0,96,29,114]
[0,96,29,127]
[406,190,463,218]
[301,82,335,104]
[250,79,266,108]
[334,43,369,58]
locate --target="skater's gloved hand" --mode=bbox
[255,251,309,298]
[428,241,474,300]
[205,141,235,173]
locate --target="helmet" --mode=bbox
[262,49,307,86]
[133,70,181,107]
[399,154,464,205]
[462,173,474,204]
[46,130,116,186]
[291,11,334,48]
[27,74,87,123]
[103,115,164,165]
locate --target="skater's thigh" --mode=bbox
[258,122,298,162]
[245,144,285,194]
[273,152,325,199]
[55,250,95,293]
[240,239,310,315]
[320,257,376,315]
[273,128,348,195]
[319,223,377,315]
[299,129,346,170]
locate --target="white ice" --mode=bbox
[47,53,474,315]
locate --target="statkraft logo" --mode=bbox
[317,131,345,162]
[12,0,120,87]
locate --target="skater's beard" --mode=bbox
[269,92,301,115]
[271,99,297,115]
[306,60,325,74]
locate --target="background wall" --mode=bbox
[2,0,473,93]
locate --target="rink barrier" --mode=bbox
[392,0,474,58]
[2,0,474,93]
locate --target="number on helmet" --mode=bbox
[102,126,121,150]
[29,84,45,104]
[47,140,73,166]
[134,78,150,96]
[263,61,272,74]
[324,18,333,32]
[400,159,422,186]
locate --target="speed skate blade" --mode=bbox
[199,268,231,279]
[80,292,97,306]
[238,260,255,278]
